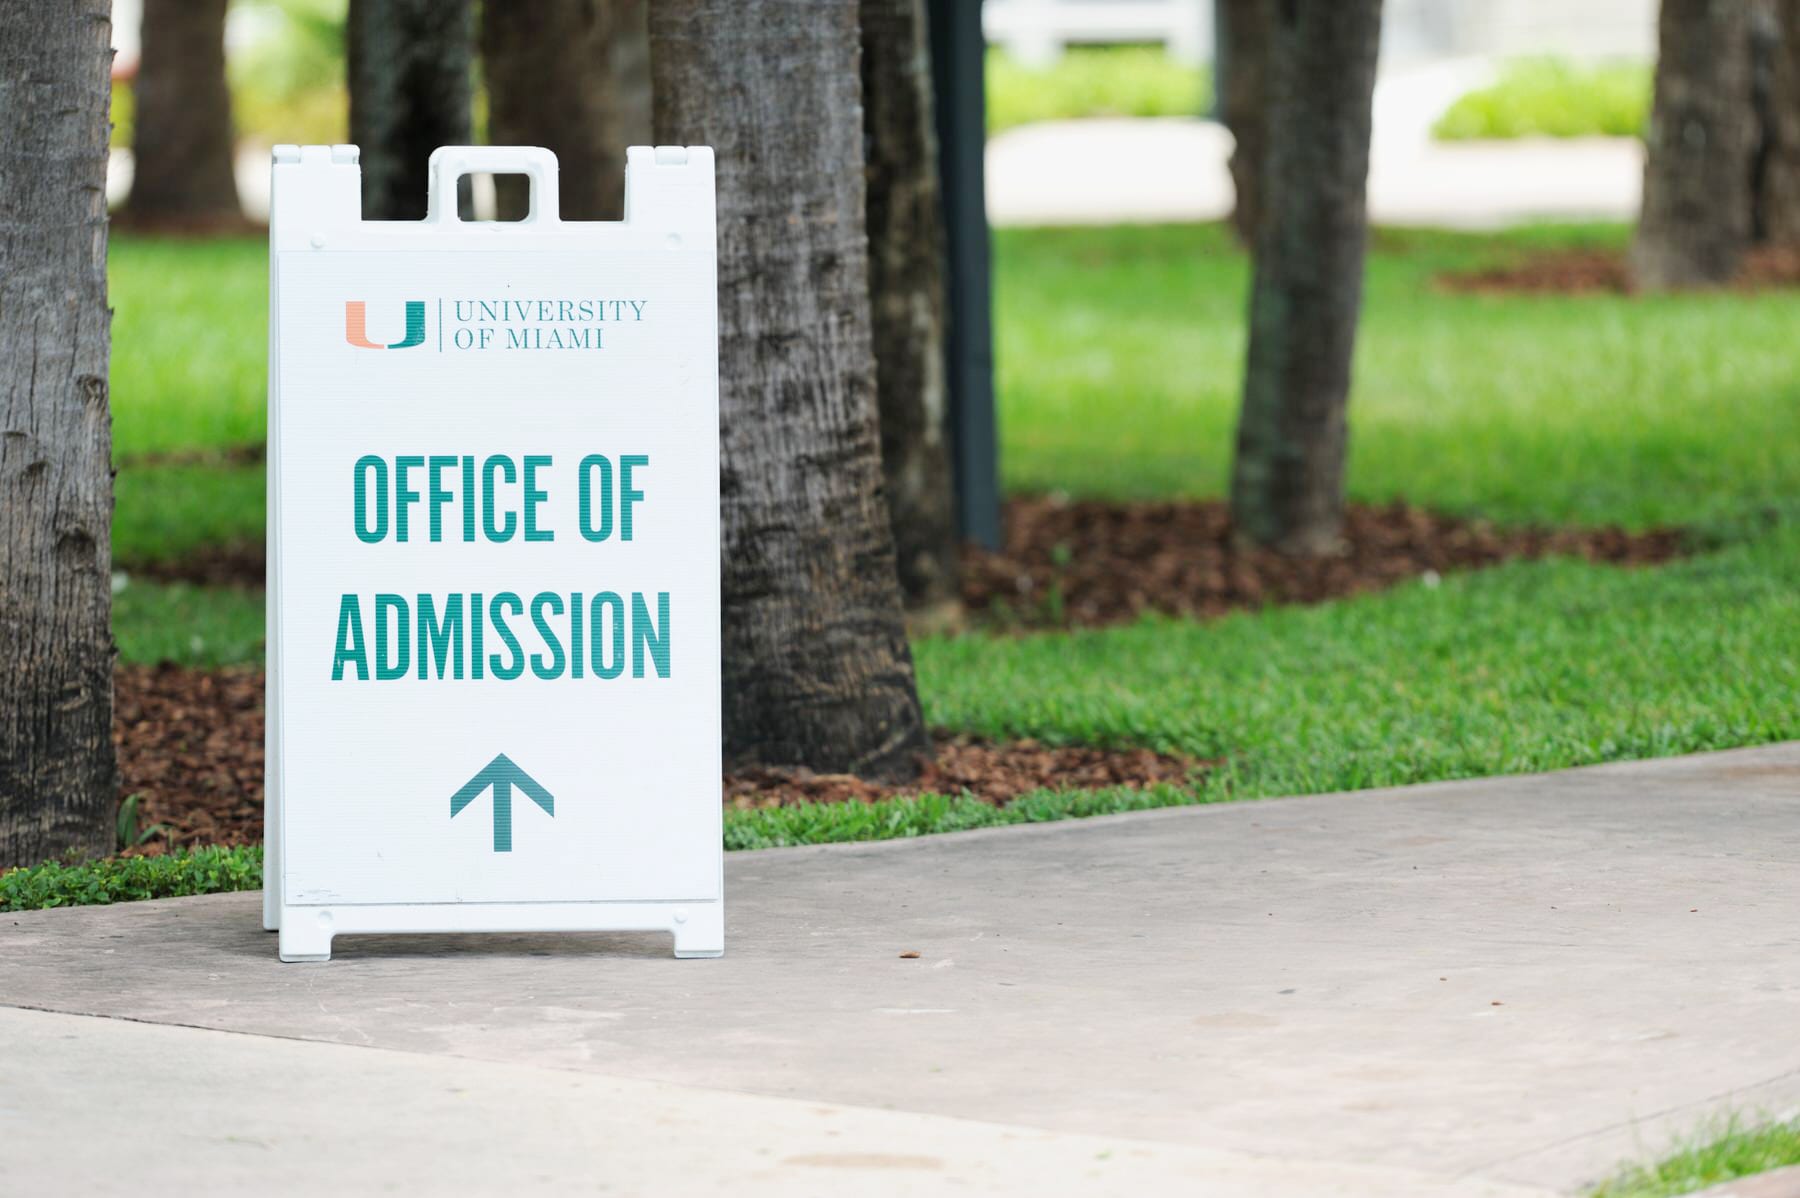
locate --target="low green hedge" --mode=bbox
[987,47,1212,134]
[1433,58,1650,141]
[0,845,263,912]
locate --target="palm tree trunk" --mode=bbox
[348,0,473,221]
[1219,0,1270,246]
[861,0,960,615]
[1763,0,1800,243]
[1633,0,1755,288]
[0,0,117,867]
[1229,0,1382,555]
[125,0,239,225]
[649,0,929,780]
[482,0,651,222]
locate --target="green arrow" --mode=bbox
[450,753,554,852]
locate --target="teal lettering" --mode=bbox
[417,593,464,680]
[632,591,669,678]
[332,594,369,680]
[578,454,614,542]
[375,593,410,680]
[470,590,484,680]
[482,455,517,542]
[489,592,524,679]
[591,591,625,679]
[427,455,457,543]
[523,454,553,542]
[529,592,566,679]
[569,593,584,679]
[353,456,388,543]
[620,454,647,541]
[394,455,423,542]
[460,456,477,542]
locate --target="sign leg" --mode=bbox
[672,904,724,959]
[277,912,334,963]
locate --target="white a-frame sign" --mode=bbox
[265,145,723,962]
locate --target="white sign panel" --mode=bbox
[265,145,722,962]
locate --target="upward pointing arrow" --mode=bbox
[450,754,554,852]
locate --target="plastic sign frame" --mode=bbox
[265,145,723,962]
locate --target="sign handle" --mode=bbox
[425,146,561,226]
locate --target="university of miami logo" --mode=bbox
[345,300,426,350]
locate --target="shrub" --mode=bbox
[1433,58,1651,141]
[987,47,1212,134]
[0,845,263,912]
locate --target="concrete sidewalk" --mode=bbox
[985,118,1639,229]
[4,743,1798,1195]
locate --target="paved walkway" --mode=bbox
[5,743,1798,1195]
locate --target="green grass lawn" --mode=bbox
[109,223,1800,565]
[920,528,1800,799]
[112,237,268,460]
[100,219,1800,864]
[1592,1117,1800,1197]
[995,223,1800,531]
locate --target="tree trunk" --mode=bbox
[482,0,651,222]
[1750,0,1779,241]
[1632,0,1755,289]
[1228,0,1382,555]
[1219,0,1270,246]
[860,0,960,615]
[1764,0,1800,243]
[612,1,653,166]
[348,0,473,221]
[0,0,117,868]
[649,0,930,780]
[124,0,239,226]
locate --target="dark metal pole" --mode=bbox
[926,0,1001,549]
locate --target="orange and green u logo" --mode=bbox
[345,300,426,350]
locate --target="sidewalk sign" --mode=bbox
[265,145,723,962]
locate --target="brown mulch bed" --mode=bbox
[116,664,266,848]
[963,497,1683,628]
[124,498,1683,632]
[115,664,1206,849]
[118,442,266,471]
[129,542,268,588]
[724,735,1203,810]
[1438,243,1800,296]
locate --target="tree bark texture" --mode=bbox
[348,0,474,220]
[611,0,653,168]
[1764,0,1800,243]
[482,0,651,222]
[860,0,960,613]
[1228,0,1382,556]
[125,0,239,225]
[1632,0,1755,288]
[1219,0,1269,246]
[0,0,117,867]
[649,0,930,780]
